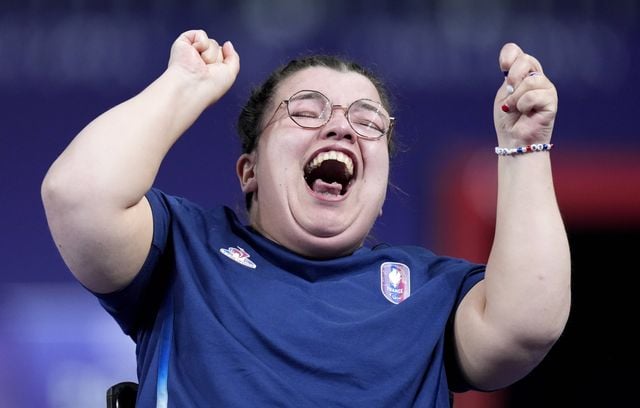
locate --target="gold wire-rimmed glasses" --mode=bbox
[263,89,394,140]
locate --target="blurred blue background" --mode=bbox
[1,0,638,406]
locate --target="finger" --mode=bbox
[514,88,557,116]
[190,30,213,57]
[216,40,224,63]
[193,40,212,55]
[199,39,221,64]
[502,54,545,99]
[503,72,552,108]
[178,29,208,48]
[508,53,543,82]
[193,29,209,46]
[498,43,523,75]
[221,41,240,70]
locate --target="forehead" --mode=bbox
[274,66,381,105]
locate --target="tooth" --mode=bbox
[307,150,355,176]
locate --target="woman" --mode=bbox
[42,29,570,407]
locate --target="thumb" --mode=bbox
[221,41,240,75]
[498,42,523,74]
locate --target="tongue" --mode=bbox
[311,179,343,195]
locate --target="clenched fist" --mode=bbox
[167,29,240,107]
[494,43,557,148]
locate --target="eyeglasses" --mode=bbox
[263,90,394,140]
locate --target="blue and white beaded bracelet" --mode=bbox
[495,143,553,156]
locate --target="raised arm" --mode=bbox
[453,43,571,390]
[41,30,240,294]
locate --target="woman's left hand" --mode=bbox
[494,43,558,147]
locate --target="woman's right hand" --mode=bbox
[168,29,240,106]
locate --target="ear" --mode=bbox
[236,152,258,193]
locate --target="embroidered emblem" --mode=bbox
[380,262,410,304]
[220,246,257,269]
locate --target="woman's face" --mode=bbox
[237,66,390,258]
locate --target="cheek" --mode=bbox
[363,144,390,177]
[256,136,306,184]
[369,149,390,203]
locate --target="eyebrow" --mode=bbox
[299,94,321,101]
[352,99,385,115]
[287,90,324,102]
[290,90,385,114]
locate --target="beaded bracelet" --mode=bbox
[495,143,553,156]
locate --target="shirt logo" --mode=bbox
[220,246,257,269]
[380,262,411,304]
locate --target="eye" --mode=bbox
[288,95,328,120]
[290,109,321,119]
[354,116,385,131]
[349,101,388,134]
[350,113,385,133]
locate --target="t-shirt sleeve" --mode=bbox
[92,188,172,338]
[455,263,485,306]
[444,261,485,393]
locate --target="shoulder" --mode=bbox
[371,243,466,268]
[369,243,484,284]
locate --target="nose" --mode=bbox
[320,106,355,143]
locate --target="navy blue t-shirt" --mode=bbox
[96,189,485,407]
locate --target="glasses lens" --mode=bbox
[348,100,389,139]
[287,91,330,128]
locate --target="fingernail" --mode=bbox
[506,84,514,94]
[501,104,510,113]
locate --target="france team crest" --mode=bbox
[220,246,257,269]
[380,262,411,304]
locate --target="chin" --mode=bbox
[251,194,381,259]
[286,217,374,259]
[288,233,363,259]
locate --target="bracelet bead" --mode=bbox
[495,143,553,156]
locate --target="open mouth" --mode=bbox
[304,150,355,197]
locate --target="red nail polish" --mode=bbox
[501,104,510,113]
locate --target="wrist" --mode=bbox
[160,66,218,111]
[495,143,553,156]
